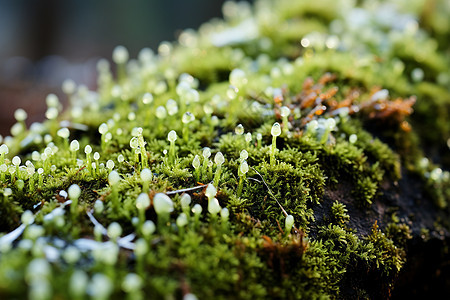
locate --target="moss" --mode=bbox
[0,0,449,298]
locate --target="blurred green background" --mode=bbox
[0,0,237,135]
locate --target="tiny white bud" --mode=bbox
[192,204,202,215]
[245,132,252,143]
[205,184,217,200]
[285,214,294,232]
[21,210,34,225]
[106,160,115,170]
[220,207,230,220]
[112,45,129,64]
[93,152,100,160]
[57,128,70,139]
[0,144,9,155]
[280,106,290,117]
[45,107,59,120]
[214,152,225,166]
[140,168,152,182]
[129,137,139,149]
[271,122,281,137]
[240,150,248,161]
[142,220,156,236]
[192,155,201,169]
[176,213,188,228]
[208,198,221,215]
[166,99,179,116]
[14,108,28,122]
[94,199,104,213]
[122,273,143,293]
[117,154,125,163]
[180,194,191,208]
[153,193,174,215]
[235,124,244,135]
[349,134,357,144]
[108,170,121,185]
[239,161,249,175]
[62,79,76,94]
[70,140,79,152]
[136,193,150,210]
[142,93,153,105]
[12,156,21,166]
[98,123,108,135]
[202,147,211,159]
[182,112,195,124]
[168,130,177,143]
[68,184,81,200]
[155,106,167,119]
[84,145,92,154]
[46,94,60,108]
[107,222,122,239]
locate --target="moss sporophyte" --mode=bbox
[0,0,449,298]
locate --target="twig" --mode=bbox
[250,167,288,217]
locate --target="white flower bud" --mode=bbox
[271,122,281,137]
[142,220,155,236]
[192,155,201,169]
[108,170,121,185]
[12,156,21,166]
[214,152,225,166]
[112,45,129,64]
[153,193,174,215]
[107,222,122,239]
[280,106,290,117]
[192,204,202,216]
[14,108,28,122]
[168,130,177,143]
[285,214,294,232]
[202,147,211,159]
[140,168,152,182]
[84,145,92,154]
[98,123,108,135]
[70,140,79,152]
[239,161,249,175]
[57,128,70,139]
[208,198,221,215]
[136,193,150,210]
[180,193,191,208]
[176,213,188,228]
[235,124,244,135]
[68,184,81,200]
[205,184,217,200]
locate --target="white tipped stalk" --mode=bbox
[213,152,225,186]
[140,168,152,193]
[270,122,281,166]
[68,184,81,218]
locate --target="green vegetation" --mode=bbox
[1,0,449,298]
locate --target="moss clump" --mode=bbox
[1,0,449,298]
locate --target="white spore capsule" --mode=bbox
[108,170,121,185]
[57,128,70,139]
[112,45,129,64]
[192,155,201,169]
[239,161,249,175]
[70,140,79,152]
[168,130,177,143]
[84,145,92,154]
[14,108,28,122]
[271,122,281,137]
[235,124,244,135]
[180,193,191,208]
[202,147,211,159]
[68,184,81,200]
[153,193,174,214]
[214,152,225,165]
[136,193,150,210]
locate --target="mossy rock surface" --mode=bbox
[1,0,450,299]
